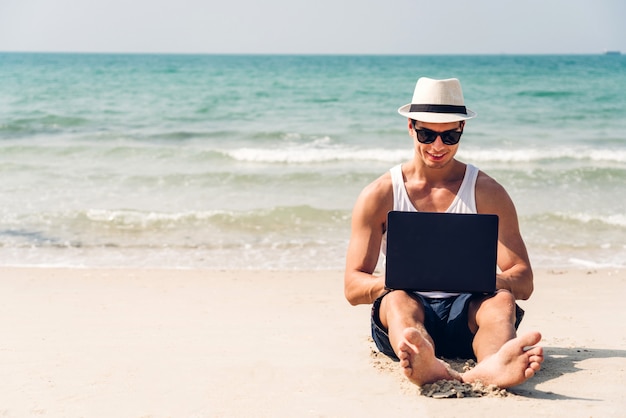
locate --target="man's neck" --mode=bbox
[406,158,465,185]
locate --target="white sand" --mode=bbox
[1,267,625,417]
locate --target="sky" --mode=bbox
[0,0,624,54]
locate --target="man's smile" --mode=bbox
[426,150,447,160]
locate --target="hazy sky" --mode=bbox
[1,0,624,54]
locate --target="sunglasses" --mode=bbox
[412,121,463,145]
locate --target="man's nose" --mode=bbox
[431,134,446,148]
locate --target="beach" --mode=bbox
[1,266,625,417]
[1,53,625,417]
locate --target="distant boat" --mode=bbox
[604,50,621,55]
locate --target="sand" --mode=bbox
[1,267,625,417]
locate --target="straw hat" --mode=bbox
[398,77,477,123]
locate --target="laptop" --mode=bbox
[384,211,498,294]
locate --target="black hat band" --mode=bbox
[409,104,467,114]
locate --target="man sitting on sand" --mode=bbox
[344,77,544,388]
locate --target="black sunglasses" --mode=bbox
[412,121,463,145]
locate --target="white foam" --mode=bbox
[225,146,410,163]
[568,257,623,269]
[459,147,626,163]
[222,144,626,165]
[559,212,626,228]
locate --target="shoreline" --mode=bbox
[3,264,624,273]
[1,267,625,417]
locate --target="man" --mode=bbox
[344,77,543,388]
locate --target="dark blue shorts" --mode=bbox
[370,291,525,361]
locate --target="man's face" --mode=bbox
[409,120,464,167]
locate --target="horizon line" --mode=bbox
[0,50,620,56]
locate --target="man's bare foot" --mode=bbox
[462,331,544,389]
[397,328,461,386]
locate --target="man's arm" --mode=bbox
[476,173,534,300]
[344,176,392,306]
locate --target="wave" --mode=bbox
[0,114,91,137]
[3,207,624,270]
[567,258,624,269]
[222,145,626,165]
[0,206,350,239]
[3,119,624,166]
[458,147,626,164]
[3,141,624,169]
[523,211,626,228]
[224,145,410,163]
[84,206,350,229]
[0,206,352,270]
[554,212,626,228]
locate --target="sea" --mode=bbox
[1,53,625,270]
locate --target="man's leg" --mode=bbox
[461,290,544,388]
[378,291,461,386]
[469,290,517,361]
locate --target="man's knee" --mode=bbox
[471,290,516,329]
[379,290,426,329]
[491,289,516,309]
[380,289,413,306]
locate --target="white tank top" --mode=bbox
[382,163,480,298]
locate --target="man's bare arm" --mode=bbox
[344,177,392,305]
[476,173,533,300]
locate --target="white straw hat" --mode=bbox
[398,77,477,123]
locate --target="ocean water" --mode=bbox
[1,53,624,270]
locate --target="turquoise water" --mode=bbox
[1,53,625,269]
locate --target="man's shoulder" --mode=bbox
[475,170,507,193]
[353,171,394,219]
[361,171,393,198]
[475,170,515,212]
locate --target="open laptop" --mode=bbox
[384,211,498,294]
